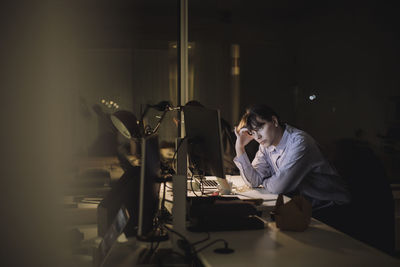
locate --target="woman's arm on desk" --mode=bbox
[234,149,273,188]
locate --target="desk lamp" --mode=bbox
[110,101,179,179]
[110,110,142,139]
[108,102,175,242]
[111,101,180,139]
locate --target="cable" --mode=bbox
[151,224,162,253]
[155,182,173,225]
[193,169,210,196]
[144,186,171,259]
[189,171,199,197]
[147,221,159,260]
[165,183,173,189]
[161,181,167,215]
[163,224,231,259]
[162,224,198,262]
[191,232,210,246]
[148,210,170,257]
[171,136,187,169]
[190,166,208,196]
[162,224,188,243]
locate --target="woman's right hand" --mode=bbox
[234,126,254,156]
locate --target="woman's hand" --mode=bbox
[234,126,254,157]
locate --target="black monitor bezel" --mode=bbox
[183,106,226,180]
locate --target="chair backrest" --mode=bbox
[326,138,394,254]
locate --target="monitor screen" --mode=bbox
[94,206,130,267]
[183,106,225,179]
[137,135,162,239]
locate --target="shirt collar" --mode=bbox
[267,124,289,154]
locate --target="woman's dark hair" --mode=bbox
[242,104,284,131]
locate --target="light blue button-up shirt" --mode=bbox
[234,124,350,209]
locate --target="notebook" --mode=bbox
[187,176,219,191]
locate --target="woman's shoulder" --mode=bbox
[286,125,314,146]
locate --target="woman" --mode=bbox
[234,104,350,211]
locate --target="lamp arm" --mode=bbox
[140,102,181,137]
[146,109,168,136]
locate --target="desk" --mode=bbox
[171,176,400,267]
[192,220,399,267]
[78,176,400,267]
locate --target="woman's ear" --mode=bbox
[272,116,279,127]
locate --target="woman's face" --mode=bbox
[250,116,280,147]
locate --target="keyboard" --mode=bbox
[200,179,218,188]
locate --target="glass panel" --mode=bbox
[73,1,179,162]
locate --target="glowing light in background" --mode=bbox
[309,94,317,101]
[100,98,119,110]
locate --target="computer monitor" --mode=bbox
[137,134,168,241]
[94,206,130,267]
[183,106,231,193]
[97,164,140,238]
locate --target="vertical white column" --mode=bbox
[180,0,189,138]
[171,0,189,253]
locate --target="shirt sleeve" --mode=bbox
[233,147,274,188]
[262,136,311,194]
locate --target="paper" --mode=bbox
[226,175,277,201]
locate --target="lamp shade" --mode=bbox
[111,110,142,139]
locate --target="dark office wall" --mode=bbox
[188,1,298,127]
[231,2,298,126]
[292,4,400,147]
[240,43,296,126]
[234,2,400,148]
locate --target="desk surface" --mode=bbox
[81,175,400,267]
[173,175,399,267]
[191,220,399,267]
